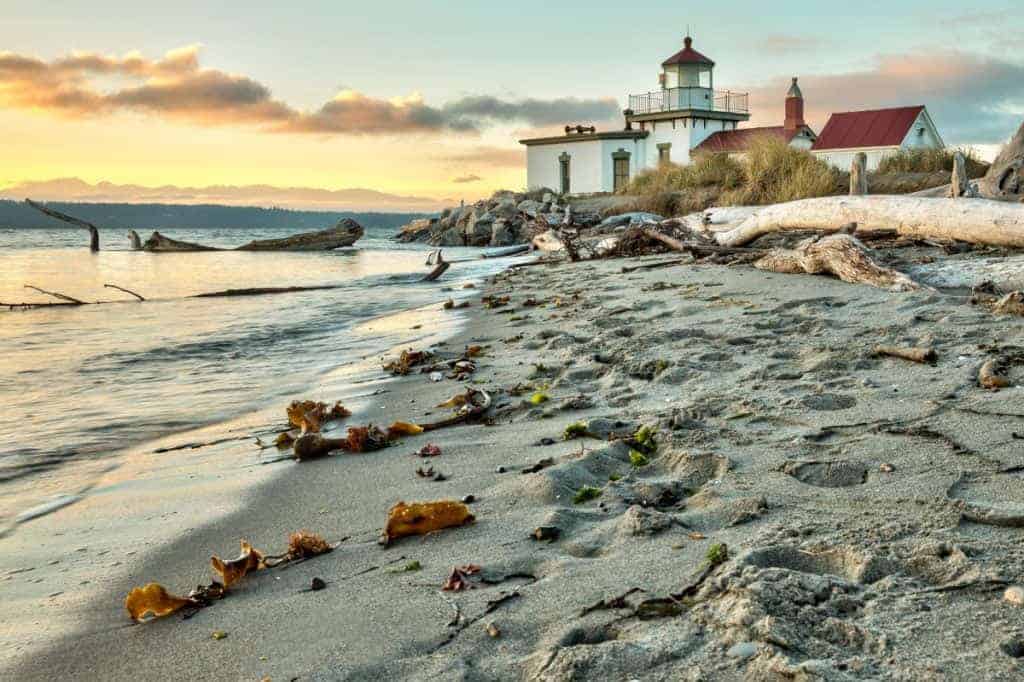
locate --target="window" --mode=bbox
[558,153,571,194]
[612,150,631,192]
[657,143,671,166]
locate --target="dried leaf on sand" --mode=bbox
[125,583,194,622]
[382,500,475,545]
[287,531,333,560]
[211,540,265,587]
[344,425,389,453]
[387,421,424,439]
[436,393,470,409]
[286,400,351,433]
[383,349,433,375]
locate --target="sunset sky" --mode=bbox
[1,1,1022,210]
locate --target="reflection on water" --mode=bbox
[0,226,518,525]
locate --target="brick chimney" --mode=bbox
[784,77,804,131]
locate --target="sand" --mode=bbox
[4,250,1024,681]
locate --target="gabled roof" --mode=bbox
[694,126,808,154]
[811,106,925,151]
[662,36,714,67]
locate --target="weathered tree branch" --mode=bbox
[25,199,100,252]
[103,283,146,301]
[24,285,86,305]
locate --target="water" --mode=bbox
[0,225,518,526]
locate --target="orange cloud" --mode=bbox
[0,46,619,137]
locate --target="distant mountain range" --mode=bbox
[0,178,451,213]
[0,199,425,232]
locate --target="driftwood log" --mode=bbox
[128,230,142,250]
[423,251,450,282]
[709,196,1024,248]
[25,199,100,252]
[978,120,1024,201]
[753,234,924,291]
[850,153,868,196]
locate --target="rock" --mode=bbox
[310,577,326,591]
[465,211,495,246]
[1004,585,1024,606]
[461,494,476,504]
[726,642,758,660]
[517,200,545,218]
[395,217,436,243]
[532,526,560,542]
[436,227,465,246]
[542,192,554,204]
[490,219,518,246]
[491,198,518,220]
[597,212,665,230]
[1001,637,1024,658]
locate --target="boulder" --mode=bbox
[395,217,436,243]
[464,210,495,246]
[436,227,465,246]
[491,198,518,220]
[517,200,546,218]
[490,219,517,246]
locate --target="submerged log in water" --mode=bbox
[142,231,222,252]
[236,218,364,251]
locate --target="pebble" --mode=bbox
[1004,585,1024,606]
[879,463,895,473]
[1001,637,1024,658]
[211,630,228,640]
[461,494,476,504]
[726,642,758,660]
[532,526,560,542]
[496,466,506,474]
[311,577,326,591]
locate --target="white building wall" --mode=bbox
[901,110,943,150]
[813,110,944,171]
[525,140,605,194]
[812,148,899,172]
[643,120,694,168]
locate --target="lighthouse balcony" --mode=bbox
[628,87,749,116]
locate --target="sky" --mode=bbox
[0,0,1022,210]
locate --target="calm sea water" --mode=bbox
[0,225,518,527]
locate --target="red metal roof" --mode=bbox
[694,126,798,153]
[662,37,714,67]
[811,106,925,151]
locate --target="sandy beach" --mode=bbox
[4,247,1024,681]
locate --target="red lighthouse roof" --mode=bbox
[662,36,715,67]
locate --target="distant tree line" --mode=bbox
[0,200,426,231]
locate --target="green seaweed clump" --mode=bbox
[530,392,550,406]
[633,425,658,454]
[705,543,728,566]
[563,421,588,440]
[629,450,649,467]
[573,485,602,505]
[608,473,622,482]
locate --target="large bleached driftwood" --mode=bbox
[710,196,1024,248]
[753,234,924,291]
[235,219,364,251]
[142,232,222,252]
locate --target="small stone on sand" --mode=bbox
[1004,585,1024,606]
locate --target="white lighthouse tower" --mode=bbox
[520,35,751,194]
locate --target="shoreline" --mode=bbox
[0,284,481,672]
[6,250,1024,680]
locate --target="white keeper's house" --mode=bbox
[519,35,944,193]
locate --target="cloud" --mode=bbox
[451,174,482,184]
[0,45,620,136]
[756,34,825,55]
[437,146,524,168]
[0,177,447,212]
[745,50,1024,145]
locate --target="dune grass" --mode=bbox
[617,136,838,215]
[877,147,988,178]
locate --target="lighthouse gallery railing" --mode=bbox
[628,88,749,115]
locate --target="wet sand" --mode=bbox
[5,253,1024,680]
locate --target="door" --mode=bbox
[559,154,570,194]
[613,155,630,192]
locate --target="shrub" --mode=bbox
[621,153,744,196]
[573,485,602,504]
[876,147,988,178]
[723,136,838,206]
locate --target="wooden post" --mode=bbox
[850,153,868,196]
[950,151,975,198]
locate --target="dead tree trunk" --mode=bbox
[850,153,868,196]
[25,199,100,252]
[423,250,450,281]
[978,120,1024,201]
[128,230,142,250]
[753,234,924,291]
